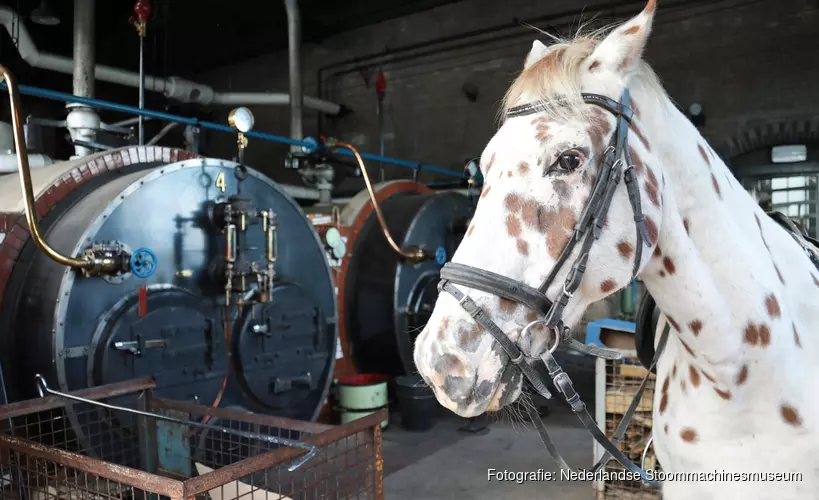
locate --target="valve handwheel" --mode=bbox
[130,247,158,278]
[435,246,447,265]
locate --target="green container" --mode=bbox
[336,374,389,429]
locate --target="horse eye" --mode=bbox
[557,150,584,171]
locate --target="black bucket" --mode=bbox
[395,375,438,431]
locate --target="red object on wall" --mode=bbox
[129,0,152,34]
[375,71,386,98]
[133,0,152,22]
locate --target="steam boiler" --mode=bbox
[310,180,472,381]
[0,145,338,424]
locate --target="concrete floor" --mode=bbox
[381,351,597,500]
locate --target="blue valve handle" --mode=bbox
[435,246,447,265]
[130,248,158,278]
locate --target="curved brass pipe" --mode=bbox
[0,65,90,269]
[334,141,427,263]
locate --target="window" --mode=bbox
[743,175,818,238]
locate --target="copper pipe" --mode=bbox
[0,65,90,269]
[334,141,427,263]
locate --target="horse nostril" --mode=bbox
[443,375,473,401]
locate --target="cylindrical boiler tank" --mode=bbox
[0,145,338,423]
[334,180,472,377]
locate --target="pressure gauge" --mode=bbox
[228,107,255,133]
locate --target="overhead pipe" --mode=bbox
[284,0,303,148]
[1,81,467,179]
[0,6,342,115]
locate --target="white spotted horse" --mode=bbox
[413,0,819,498]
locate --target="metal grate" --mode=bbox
[0,378,383,500]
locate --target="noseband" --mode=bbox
[438,88,670,485]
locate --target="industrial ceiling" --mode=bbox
[2,0,463,78]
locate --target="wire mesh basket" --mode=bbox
[0,376,384,500]
[590,321,660,500]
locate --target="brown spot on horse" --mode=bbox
[645,181,660,208]
[663,257,676,275]
[698,144,711,167]
[505,193,523,213]
[544,207,577,258]
[781,405,802,427]
[680,428,697,442]
[623,25,640,35]
[646,167,659,188]
[617,240,634,259]
[480,185,492,198]
[714,388,732,400]
[793,323,802,348]
[630,146,645,174]
[499,297,517,315]
[467,225,475,237]
[667,316,680,331]
[506,214,522,238]
[516,239,528,255]
[533,117,551,142]
[589,60,601,71]
[600,280,617,293]
[712,174,721,198]
[765,294,781,318]
[736,365,748,385]
[644,216,658,245]
[518,161,530,175]
[588,108,612,156]
[744,323,760,345]
[484,153,496,174]
[688,319,702,336]
[683,219,690,234]
[659,393,668,413]
[689,365,701,387]
[455,322,483,351]
[759,324,771,346]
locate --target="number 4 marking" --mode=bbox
[215,172,226,192]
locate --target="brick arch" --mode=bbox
[716,117,819,161]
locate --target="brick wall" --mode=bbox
[195,0,819,184]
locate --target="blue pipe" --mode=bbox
[0,82,466,180]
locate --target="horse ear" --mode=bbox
[586,0,657,77]
[524,40,549,70]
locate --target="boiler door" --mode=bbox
[90,286,227,405]
[234,282,329,413]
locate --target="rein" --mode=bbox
[438,88,668,486]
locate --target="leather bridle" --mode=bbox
[437,88,670,485]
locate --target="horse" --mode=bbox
[412,1,819,498]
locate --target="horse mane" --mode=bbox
[499,25,668,124]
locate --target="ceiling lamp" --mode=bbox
[30,0,61,26]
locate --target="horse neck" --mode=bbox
[632,83,804,385]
